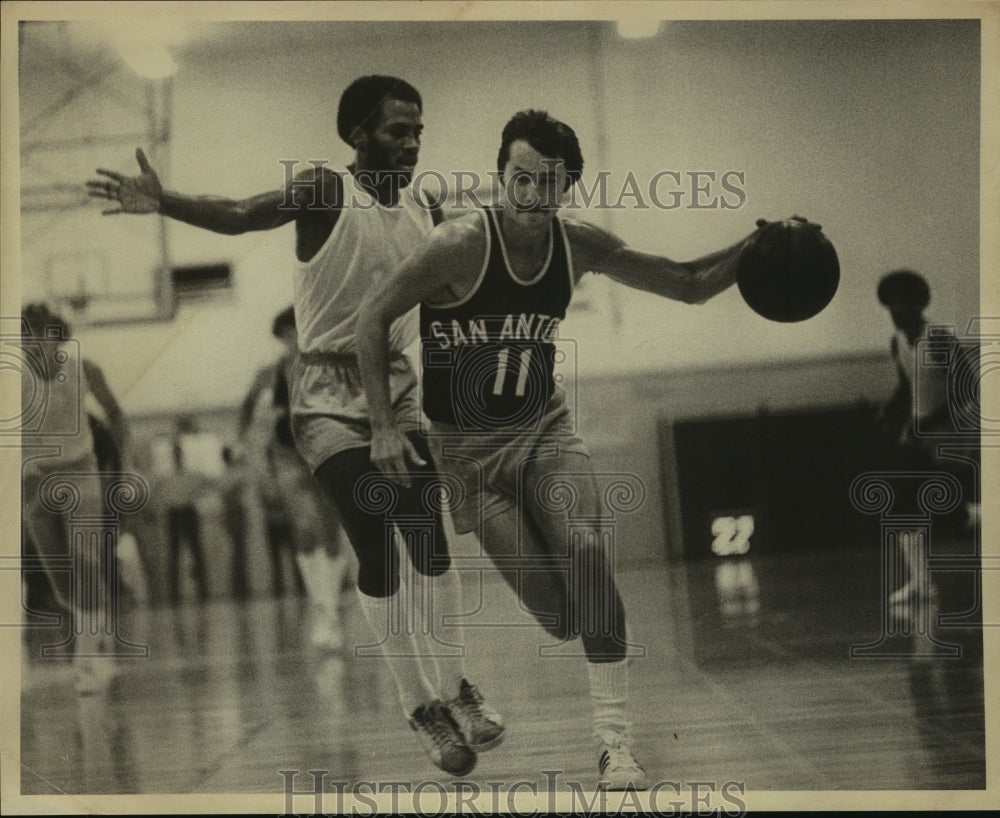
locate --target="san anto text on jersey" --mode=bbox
[425,313,562,349]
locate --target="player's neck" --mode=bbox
[347,162,403,207]
[900,316,927,345]
[499,207,552,251]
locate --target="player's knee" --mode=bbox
[356,561,400,597]
[541,617,574,641]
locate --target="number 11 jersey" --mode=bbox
[420,207,574,431]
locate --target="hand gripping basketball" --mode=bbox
[737,215,839,322]
[86,148,163,215]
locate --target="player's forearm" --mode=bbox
[598,238,747,304]
[356,312,399,432]
[158,191,254,234]
[683,237,751,304]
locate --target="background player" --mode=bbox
[875,269,981,621]
[356,109,802,789]
[237,305,350,650]
[86,75,502,775]
[20,303,122,693]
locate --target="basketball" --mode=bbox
[736,217,840,322]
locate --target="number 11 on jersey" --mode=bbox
[492,348,533,397]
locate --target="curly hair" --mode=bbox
[877,269,930,310]
[337,75,422,147]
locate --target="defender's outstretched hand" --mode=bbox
[87,148,162,215]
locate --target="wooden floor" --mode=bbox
[15,545,989,811]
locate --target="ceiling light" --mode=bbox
[97,20,189,79]
[616,20,661,39]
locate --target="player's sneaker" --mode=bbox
[597,729,648,790]
[446,678,505,751]
[409,699,477,776]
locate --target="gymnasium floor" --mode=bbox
[17,544,987,807]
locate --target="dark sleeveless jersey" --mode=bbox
[420,207,573,430]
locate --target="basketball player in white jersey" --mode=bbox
[87,76,502,776]
[356,110,781,789]
[20,303,125,693]
[876,270,981,621]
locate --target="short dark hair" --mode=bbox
[496,110,584,191]
[272,305,296,338]
[877,269,930,309]
[337,75,422,147]
[21,302,70,339]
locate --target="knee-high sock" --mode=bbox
[588,658,630,741]
[355,588,435,717]
[409,568,469,701]
[296,548,348,614]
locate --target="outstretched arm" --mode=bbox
[87,147,334,234]
[356,217,484,485]
[565,217,758,304]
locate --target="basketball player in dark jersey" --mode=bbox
[87,76,502,776]
[357,109,802,789]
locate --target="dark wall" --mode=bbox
[668,405,887,561]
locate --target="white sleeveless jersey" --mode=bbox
[293,170,433,355]
[892,321,950,420]
[21,343,93,475]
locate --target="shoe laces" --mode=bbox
[457,680,492,723]
[414,702,460,748]
[598,732,643,774]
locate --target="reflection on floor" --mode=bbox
[19,547,986,800]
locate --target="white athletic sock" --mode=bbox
[325,551,350,604]
[588,659,630,741]
[297,549,347,613]
[412,568,469,700]
[295,550,325,608]
[355,588,435,717]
